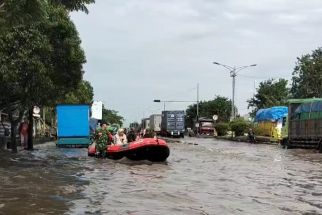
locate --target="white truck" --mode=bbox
[149,114,162,134]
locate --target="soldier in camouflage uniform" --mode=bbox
[95,121,113,157]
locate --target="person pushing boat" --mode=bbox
[94,121,113,157]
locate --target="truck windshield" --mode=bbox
[201,122,214,127]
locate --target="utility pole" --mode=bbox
[231,69,236,120]
[197,83,199,122]
[213,62,257,120]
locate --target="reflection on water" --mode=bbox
[1,139,322,215]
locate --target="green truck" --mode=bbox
[281,98,322,152]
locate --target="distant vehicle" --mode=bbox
[255,106,288,141]
[161,110,185,138]
[141,118,150,130]
[130,122,139,129]
[129,122,140,132]
[194,117,216,136]
[149,114,161,134]
[281,98,322,152]
[56,104,91,147]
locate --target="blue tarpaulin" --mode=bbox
[255,106,288,122]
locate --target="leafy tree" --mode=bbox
[0,7,86,102]
[0,5,86,152]
[291,48,322,98]
[247,78,289,116]
[186,96,232,128]
[0,0,95,152]
[50,0,95,13]
[0,26,52,152]
[102,106,124,127]
[63,80,94,104]
[0,0,47,30]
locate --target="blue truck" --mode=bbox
[56,104,91,147]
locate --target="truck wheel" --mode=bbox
[286,140,292,149]
[281,138,288,149]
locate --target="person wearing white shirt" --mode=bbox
[114,128,128,145]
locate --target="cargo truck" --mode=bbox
[255,106,288,141]
[161,110,185,137]
[56,104,90,147]
[149,114,162,134]
[281,98,322,152]
[141,118,150,130]
[194,117,216,136]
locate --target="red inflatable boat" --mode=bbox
[88,138,170,162]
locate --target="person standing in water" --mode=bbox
[94,121,113,157]
[248,128,255,144]
[19,119,29,149]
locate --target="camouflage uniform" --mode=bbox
[95,128,112,157]
[143,129,156,138]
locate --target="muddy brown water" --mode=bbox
[0,138,322,215]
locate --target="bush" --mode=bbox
[215,123,230,136]
[230,118,250,136]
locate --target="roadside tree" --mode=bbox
[0,4,87,152]
[291,47,322,98]
[102,106,124,127]
[247,78,289,116]
[62,81,94,104]
[185,96,233,128]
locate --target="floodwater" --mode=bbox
[1,138,322,215]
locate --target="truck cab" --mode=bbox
[194,118,215,136]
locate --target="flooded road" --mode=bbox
[1,138,322,215]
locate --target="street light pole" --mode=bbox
[231,69,236,120]
[213,62,257,120]
[197,83,199,122]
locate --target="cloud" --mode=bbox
[71,0,322,125]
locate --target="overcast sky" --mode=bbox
[71,0,322,126]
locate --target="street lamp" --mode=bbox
[213,61,257,120]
